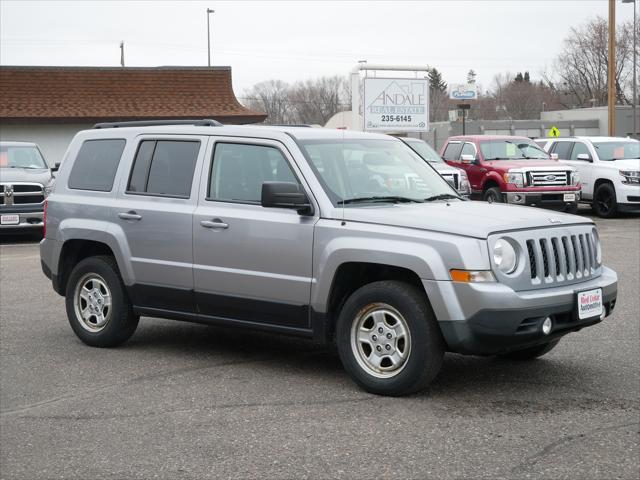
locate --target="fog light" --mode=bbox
[541,317,553,335]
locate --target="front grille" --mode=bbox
[0,183,45,208]
[441,173,459,190]
[528,170,571,186]
[526,231,597,284]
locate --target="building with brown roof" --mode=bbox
[0,66,266,163]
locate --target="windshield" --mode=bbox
[403,139,443,163]
[593,141,640,161]
[0,145,47,169]
[299,138,459,206]
[480,139,550,160]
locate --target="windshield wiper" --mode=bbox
[423,193,461,202]
[338,196,424,205]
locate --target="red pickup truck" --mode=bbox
[440,135,581,212]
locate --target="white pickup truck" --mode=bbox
[538,136,640,217]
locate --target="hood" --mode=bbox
[607,158,640,170]
[330,201,591,239]
[482,159,570,171]
[0,168,52,185]
[430,162,460,174]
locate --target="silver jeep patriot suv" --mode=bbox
[40,120,618,396]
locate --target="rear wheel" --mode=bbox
[65,255,138,347]
[498,339,560,360]
[336,280,445,396]
[593,183,617,218]
[483,187,503,203]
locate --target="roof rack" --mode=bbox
[93,119,222,129]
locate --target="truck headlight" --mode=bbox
[458,170,471,194]
[570,171,581,185]
[493,238,518,274]
[504,172,524,188]
[619,170,640,185]
[43,179,56,198]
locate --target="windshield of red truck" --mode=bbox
[480,140,549,161]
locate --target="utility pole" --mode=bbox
[206,8,215,67]
[608,0,616,136]
[120,41,125,67]
[623,0,637,137]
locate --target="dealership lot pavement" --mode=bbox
[1,212,638,480]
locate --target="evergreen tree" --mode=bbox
[524,71,531,83]
[428,68,447,93]
[467,69,477,84]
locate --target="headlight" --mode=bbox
[592,228,602,265]
[619,170,640,185]
[493,238,518,274]
[458,170,471,194]
[570,171,581,185]
[503,172,524,188]
[43,179,55,198]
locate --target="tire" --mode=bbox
[335,280,445,396]
[483,187,503,203]
[593,183,617,218]
[65,255,139,347]
[564,203,579,215]
[498,339,560,361]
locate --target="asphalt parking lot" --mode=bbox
[1,211,638,480]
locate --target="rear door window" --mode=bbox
[127,140,200,198]
[570,142,590,160]
[68,139,126,192]
[551,141,574,159]
[460,142,476,158]
[442,142,463,161]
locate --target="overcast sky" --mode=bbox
[0,0,635,97]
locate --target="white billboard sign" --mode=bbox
[363,77,429,131]
[449,83,478,101]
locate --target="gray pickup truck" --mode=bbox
[40,121,618,396]
[1,141,57,231]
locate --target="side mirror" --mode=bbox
[261,182,313,215]
[51,161,60,172]
[460,154,476,164]
[576,153,592,162]
[550,153,559,161]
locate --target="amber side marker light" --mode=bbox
[450,269,496,283]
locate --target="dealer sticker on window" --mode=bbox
[1,214,20,225]
[577,288,603,320]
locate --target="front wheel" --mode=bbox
[593,183,617,218]
[483,187,503,203]
[498,339,560,360]
[336,280,445,396]
[65,255,139,347]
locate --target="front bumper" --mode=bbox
[0,210,44,229]
[505,190,580,208]
[423,266,618,355]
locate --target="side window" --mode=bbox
[68,139,126,192]
[460,142,476,158]
[443,142,463,161]
[552,141,574,159]
[208,143,297,203]
[127,140,200,198]
[570,142,590,160]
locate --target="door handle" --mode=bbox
[200,219,229,229]
[118,211,142,221]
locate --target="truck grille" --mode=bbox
[0,183,45,207]
[525,232,597,284]
[441,173,459,190]
[528,171,571,186]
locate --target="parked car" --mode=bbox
[40,121,617,396]
[440,135,581,213]
[0,141,58,231]
[537,136,640,217]
[398,137,471,197]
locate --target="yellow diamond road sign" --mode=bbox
[548,126,561,138]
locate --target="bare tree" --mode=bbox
[241,80,292,125]
[288,76,350,125]
[546,16,637,108]
[489,73,563,119]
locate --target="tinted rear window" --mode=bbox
[68,139,126,192]
[551,141,574,159]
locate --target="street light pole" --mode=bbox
[608,0,616,136]
[206,8,215,67]
[623,0,637,137]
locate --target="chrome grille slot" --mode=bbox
[0,182,45,208]
[528,170,570,186]
[527,240,537,279]
[551,238,561,277]
[539,239,550,278]
[441,173,459,190]
[580,234,590,273]
[571,235,581,276]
